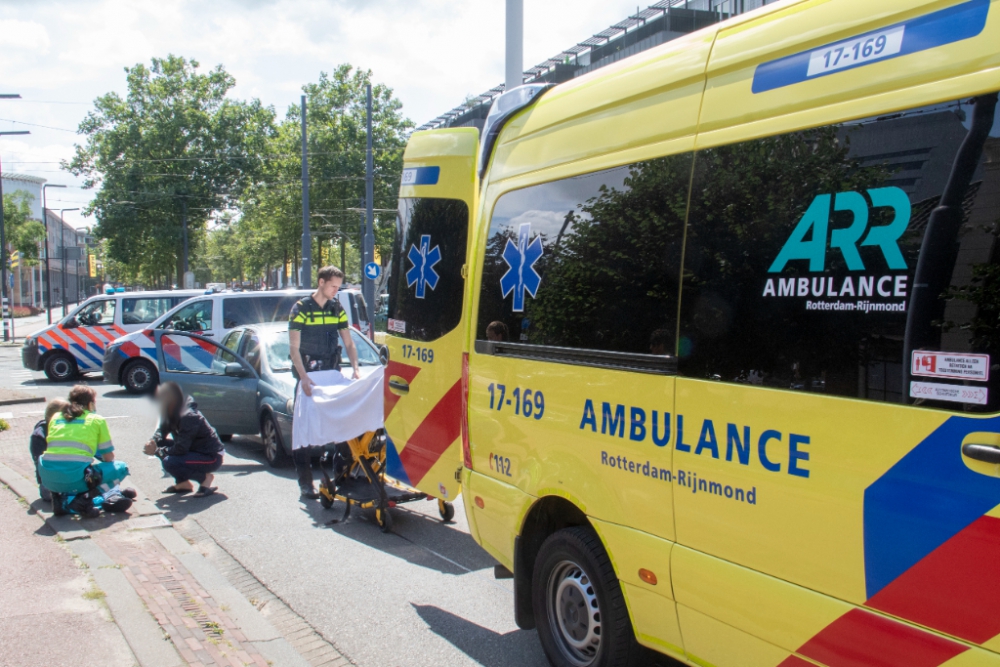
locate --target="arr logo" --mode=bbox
[768,187,911,273]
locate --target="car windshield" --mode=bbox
[264,329,380,372]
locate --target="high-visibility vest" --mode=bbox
[43,411,113,464]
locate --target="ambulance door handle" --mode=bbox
[963,443,1000,465]
[388,377,410,395]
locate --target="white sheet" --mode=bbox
[291,366,385,450]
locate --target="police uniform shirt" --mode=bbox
[288,296,349,372]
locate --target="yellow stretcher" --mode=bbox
[318,429,455,532]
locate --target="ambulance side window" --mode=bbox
[476,153,690,358]
[678,92,1000,412]
[387,198,469,342]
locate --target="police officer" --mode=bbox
[289,265,360,499]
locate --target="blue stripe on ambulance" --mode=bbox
[863,414,1000,599]
[752,0,990,94]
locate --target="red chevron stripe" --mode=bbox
[383,360,421,418]
[398,380,461,486]
[866,515,1000,644]
[779,608,965,667]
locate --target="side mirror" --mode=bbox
[64,317,79,329]
[378,344,389,366]
[224,362,248,377]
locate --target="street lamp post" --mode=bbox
[0,119,30,341]
[57,208,79,318]
[41,183,66,324]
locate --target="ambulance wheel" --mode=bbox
[261,413,288,468]
[43,353,78,382]
[123,359,157,394]
[376,506,392,533]
[533,527,643,667]
[438,499,455,522]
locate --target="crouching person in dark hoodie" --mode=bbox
[143,382,224,498]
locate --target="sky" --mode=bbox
[0,0,640,229]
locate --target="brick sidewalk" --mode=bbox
[97,529,269,667]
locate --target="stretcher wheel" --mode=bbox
[376,507,392,533]
[438,499,455,523]
[319,490,334,510]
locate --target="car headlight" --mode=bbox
[286,399,295,415]
[25,337,37,348]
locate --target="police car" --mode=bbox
[103,288,371,393]
[22,290,203,382]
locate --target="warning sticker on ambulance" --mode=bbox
[911,351,989,381]
[387,318,406,334]
[910,381,988,405]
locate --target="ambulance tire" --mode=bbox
[533,527,643,667]
[438,499,455,522]
[123,359,158,394]
[43,353,78,382]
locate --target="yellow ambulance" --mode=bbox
[385,1,1000,665]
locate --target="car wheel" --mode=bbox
[219,433,233,443]
[43,353,78,382]
[123,359,158,394]
[532,527,643,667]
[261,412,289,468]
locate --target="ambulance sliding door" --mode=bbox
[671,1,1000,665]
[383,128,478,502]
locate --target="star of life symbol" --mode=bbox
[406,234,441,299]
[500,222,544,312]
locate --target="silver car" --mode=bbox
[152,321,387,467]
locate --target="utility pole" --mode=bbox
[58,208,79,318]
[42,183,66,324]
[300,95,311,287]
[506,0,524,91]
[0,119,30,341]
[363,83,375,334]
[181,197,188,276]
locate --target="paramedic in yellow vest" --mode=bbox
[39,385,131,517]
[288,265,360,499]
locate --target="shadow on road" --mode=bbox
[155,491,228,521]
[412,603,544,667]
[299,496,497,576]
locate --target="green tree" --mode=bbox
[65,55,276,285]
[239,65,411,285]
[1,191,46,264]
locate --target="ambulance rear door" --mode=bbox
[382,128,478,502]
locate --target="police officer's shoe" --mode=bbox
[300,486,320,500]
[68,494,100,519]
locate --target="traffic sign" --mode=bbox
[364,262,382,280]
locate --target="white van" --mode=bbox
[22,290,204,381]
[102,288,371,393]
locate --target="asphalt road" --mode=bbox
[0,346,548,667]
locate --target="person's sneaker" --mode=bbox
[51,492,67,516]
[39,485,52,502]
[68,494,100,519]
[300,486,320,500]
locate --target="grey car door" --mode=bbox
[153,330,259,436]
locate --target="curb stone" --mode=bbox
[0,459,313,667]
